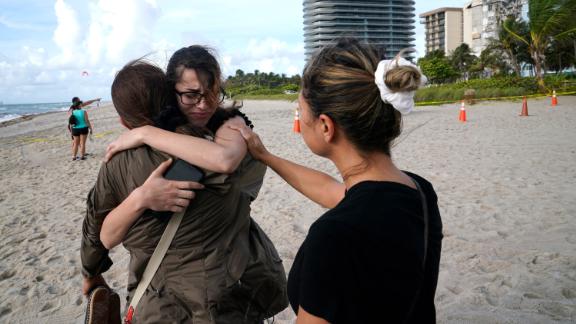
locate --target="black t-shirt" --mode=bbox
[287,172,443,323]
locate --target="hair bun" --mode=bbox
[374,57,427,115]
[384,64,421,92]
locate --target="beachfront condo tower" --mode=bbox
[420,0,527,56]
[462,0,526,56]
[419,7,464,56]
[303,0,416,60]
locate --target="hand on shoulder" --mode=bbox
[227,123,269,161]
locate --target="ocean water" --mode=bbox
[0,102,71,123]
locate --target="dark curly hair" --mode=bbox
[166,45,250,134]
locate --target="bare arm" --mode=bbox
[105,116,248,174]
[84,111,93,130]
[232,124,345,208]
[296,306,330,324]
[100,159,203,249]
[80,98,101,108]
[261,153,344,208]
[100,186,147,250]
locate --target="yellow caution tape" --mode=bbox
[19,129,117,144]
[22,137,50,143]
[93,130,116,139]
[415,91,576,106]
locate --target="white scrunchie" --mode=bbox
[374,57,427,115]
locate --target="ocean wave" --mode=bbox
[0,114,22,123]
[0,102,69,118]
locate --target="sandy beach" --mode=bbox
[0,98,575,323]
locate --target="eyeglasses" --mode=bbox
[175,89,225,106]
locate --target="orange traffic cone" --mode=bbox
[293,109,301,133]
[551,90,558,106]
[459,101,467,122]
[520,96,529,116]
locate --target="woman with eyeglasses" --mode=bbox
[82,47,288,323]
[104,45,250,173]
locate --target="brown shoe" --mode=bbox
[85,286,121,324]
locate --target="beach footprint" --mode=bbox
[561,287,575,299]
[46,285,58,295]
[40,302,53,312]
[19,286,29,296]
[0,270,16,281]
[46,255,62,265]
[0,306,11,318]
[27,232,47,242]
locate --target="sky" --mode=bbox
[0,0,470,104]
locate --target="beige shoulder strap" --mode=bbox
[124,211,185,323]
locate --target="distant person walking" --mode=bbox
[68,97,95,160]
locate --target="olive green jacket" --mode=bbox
[80,146,287,323]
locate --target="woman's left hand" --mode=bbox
[104,127,147,162]
[228,123,270,161]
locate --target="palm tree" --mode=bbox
[503,0,576,91]
[449,43,478,80]
[545,38,576,72]
[495,17,530,76]
[471,45,506,78]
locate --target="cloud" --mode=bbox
[52,0,82,65]
[95,0,160,63]
[0,1,307,103]
[0,16,45,31]
[160,9,199,21]
[0,0,165,103]
[50,0,162,68]
[34,71,53,84]
[0,47,50,87]
[221,38,305,76]
[23,47,46,66]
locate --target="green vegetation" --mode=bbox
[233,93,298,101]
[418,50,459,84]
[415,75,576,103]
[225,69,300,100]
[503,0,576,91]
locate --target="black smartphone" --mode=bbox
[164,159,204,182]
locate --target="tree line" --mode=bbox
[225,69,300,97]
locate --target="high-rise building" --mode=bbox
[420,0,526,56]
[303,0,416,59]
[464,0,526,55]
[419,8,464,55]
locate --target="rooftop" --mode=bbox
[419,7,463,18]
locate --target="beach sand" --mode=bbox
[0,98,575,323]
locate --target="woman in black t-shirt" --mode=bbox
[232,37,443,323]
